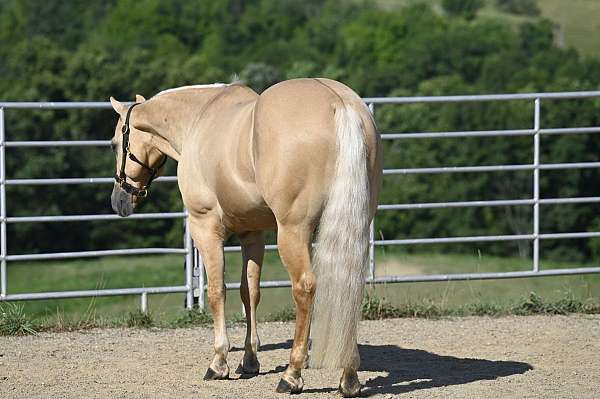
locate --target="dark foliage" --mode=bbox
[0,0,598,263]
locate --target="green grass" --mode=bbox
[361,291,600,320]
[536,0,600,57]
[370,0,600,58]
[171,308,213,328]
[5,252,292,323]
[6,255,187,323]
[2,290,599,336]
[127,310,154,328]
[3,247,600,331]
[370,248,600,308]
[0,303,37,335]
[477,0,600,57]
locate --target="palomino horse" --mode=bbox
[109,78,382,396]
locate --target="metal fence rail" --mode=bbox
[1,91,600,312]
[0,102,196,311]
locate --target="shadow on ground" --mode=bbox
[358,344,532,396]
[254,340,533,396]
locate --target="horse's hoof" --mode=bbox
[339,375,362,397]
[235,361,260,376]
[339,385,362,398]
[276,375,304,394]
[203,366,229,380]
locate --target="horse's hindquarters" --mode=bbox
[254,78,380,374]
[254,79,340,226]
[253,78,380,226]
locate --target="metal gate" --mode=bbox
[1,91,599,312]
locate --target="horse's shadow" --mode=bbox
[251,339,533,396]
[357,343,532,396]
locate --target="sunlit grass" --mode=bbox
[4,247,599,328]
[0,303,37,336]
[2,289,598,336]
[370,0,600,58]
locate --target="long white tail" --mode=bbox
[309,104,371,369]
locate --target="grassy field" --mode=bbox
[373,0,600,58]
[4,248,599,325]
[536,0,600,57]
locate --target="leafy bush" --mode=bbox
[442,0,484,19]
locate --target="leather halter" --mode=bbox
[114,103,167,198]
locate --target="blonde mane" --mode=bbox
[155,83,228,97]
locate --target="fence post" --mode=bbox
[368,103,376,281]
[0,108,6,298]
[140,292,148,314]
[184,211,193,309]
[533,98,541,272]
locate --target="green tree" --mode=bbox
[239,62,282,93]
[0,0,599,262]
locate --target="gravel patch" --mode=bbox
[1,315,599,398]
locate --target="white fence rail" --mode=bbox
[1,91,600,312]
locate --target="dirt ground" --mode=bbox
[1,315,599,398]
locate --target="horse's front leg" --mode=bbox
[236,231,265,376]
[190,216,230,380]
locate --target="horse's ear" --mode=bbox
[135,94,146,103]
[110,97,127,117]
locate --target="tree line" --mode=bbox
[0,0,598,263]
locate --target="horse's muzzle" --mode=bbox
[111,184,136,217]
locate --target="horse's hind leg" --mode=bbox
[275,224,315,394]
[190,217,230,380]
[236,231,264,376]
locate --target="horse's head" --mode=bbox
[109,95,167,217]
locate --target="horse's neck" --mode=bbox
[138,89,228,161]
[134,100,186,162]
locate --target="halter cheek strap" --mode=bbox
[114,102,167,198]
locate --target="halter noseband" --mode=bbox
[114,103,167,198]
